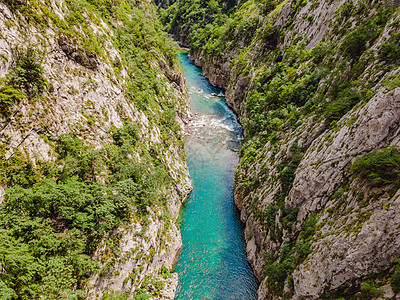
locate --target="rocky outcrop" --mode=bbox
[236,83,400,299]
[58,33,99,70]
[188,51,232,90]
[0,0,191,298]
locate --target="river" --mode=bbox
[174,52,258,299]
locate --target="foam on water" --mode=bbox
[189,115,236,132]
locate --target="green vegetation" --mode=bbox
[6,47,46,98]
[0,47,45,118]
[0,150,40,187]
[378,22,400,66]
[324,86,361,126]
[0,0,186,298]
[358,280,383,299]
[390,259,400,293]
[0,124,172,298]
[102,292,130,300]
[351,146,400,187]
[0,86,25,118]
[264,214,317,297]
[161,0,398,297]
[340,19,379,60]
[159,0,237,44]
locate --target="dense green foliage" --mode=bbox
[0,0,185,298]
[358,280,384,299]
[0,150,40,187]
[154,0,176,9]
[351,146,400,187]
[378,29,400,65]
[159,0,238,44]
[160,0,279,50]
[0,126,170,298]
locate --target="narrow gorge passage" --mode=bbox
[174,52,258,299]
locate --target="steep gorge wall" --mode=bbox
[0,0,191,299]
[163,0,400,298]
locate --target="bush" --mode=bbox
[351,146,400,187]
[0,150,40,187]
[0,85,25,118]
[264,259,292,295]
[340,19,377,59]
[299,214,317,241]
[391,272,400,293]
[390,259,400,293]
[55,134,89,159]
[378,31,400,65]
[112,123,139,147]
[324,86,360,125]
[358,280,383,299]
[260,204,278,230]
[6,47,46,98]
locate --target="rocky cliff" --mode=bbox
[0,0,191,299]
[162,0,400,298]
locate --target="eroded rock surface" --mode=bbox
[0,0,191,298]
[173,0,400,298]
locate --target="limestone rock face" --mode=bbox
[284,88,400,299]
[0,0,191,298]
[179,0,400,298]
[188,51,232,91]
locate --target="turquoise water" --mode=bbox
[174,52,258,299]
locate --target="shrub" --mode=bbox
[0,150,40,187]
[391,271,400,293]
[0,85,25,118]
[112,123,139,148]
[358,280,383,299]
[379,43,400,64]
[340,19,377,59]
[299,214,317,241]
[0,280,16,300]
[324,86,360,126]
[261,204,279,230]
[350,146,400,187]
[390,259,400,293]
[55,134,89,159]
[6,47,46,98]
